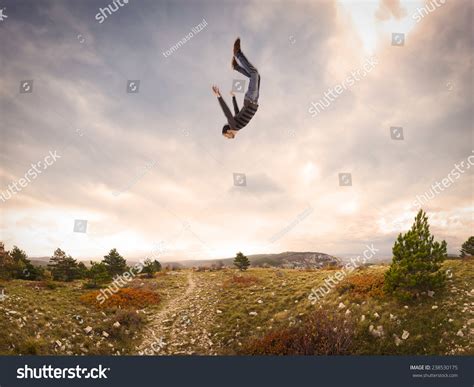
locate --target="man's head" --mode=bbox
[222,125,237,139]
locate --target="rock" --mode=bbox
[394,335,402,346]
[373,312,380,318]
[369,325,384,338]
[84,326,93,334]
[432,305,438,310]
[55,340,62,347]
[427,290,435,297]
[390,313,396,320]
[402,330,410,340]
[456,330,464,337]
[360,315,365,322]
[338,302,346,309]
[404,305,409,309]
[216,310,222,314]
[249,312,258,316]
[102,331,109,338]
[113,321,120,328]
[448,318,454,322]
[257,300,263,304]
[345,309,351,315]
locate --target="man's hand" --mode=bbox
[212,85,221,98]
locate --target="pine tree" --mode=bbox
[384,210,447,300]
[460,236,474,257]
[48,248,79,282]
[76,262,88,279]
[85,261,111,288]
[8,246,42,280]
[233,252,250,271]
[0,242,14,279]
[142,259,162,278]
[103,248,127,276]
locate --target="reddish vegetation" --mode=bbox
[223,274,260,288]
[241,309,354,355]
[337,272,385,300]
[80,288,161,309]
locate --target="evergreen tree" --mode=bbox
[48,248,79,282]
[142,259,162,278]
[233,252,250,271]
[85,261,111,288]
[0,242,14,279]
[384,210,447,300]
[76,262,88,279]
[102,248,127,276]
[460,236,474,257]
[8,246,42,280]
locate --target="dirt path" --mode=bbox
[137,271,219,355]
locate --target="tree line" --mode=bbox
[0,244,161,287]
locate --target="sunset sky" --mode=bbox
[0,0,472,261]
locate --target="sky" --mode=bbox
[0,0,472,262]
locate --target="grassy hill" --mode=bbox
[0,258,472,355]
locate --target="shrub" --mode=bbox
[18,338,48,355]
[240,309,354,355]
[337,272,385,301]
[105,309,146,340]
[80,288,160,309]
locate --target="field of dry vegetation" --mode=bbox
[0,259,472,356]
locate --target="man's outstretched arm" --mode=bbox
[212,85,237,128]
[231,92,240,114]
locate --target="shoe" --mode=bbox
[233,37,241,55]
[231,57,238,70]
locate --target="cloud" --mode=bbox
[0,0,471,260]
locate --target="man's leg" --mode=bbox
[235,50,258,77]
[236,51,260,103]
[232,58,251,78]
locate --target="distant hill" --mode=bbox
[159,252,340,269]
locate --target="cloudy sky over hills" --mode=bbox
[0,0,472,261]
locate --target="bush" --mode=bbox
[105,309,146,340]
[338,272,385,301]
[240,309,354,355]
[18,338,48,355]
[80,288,161,309]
